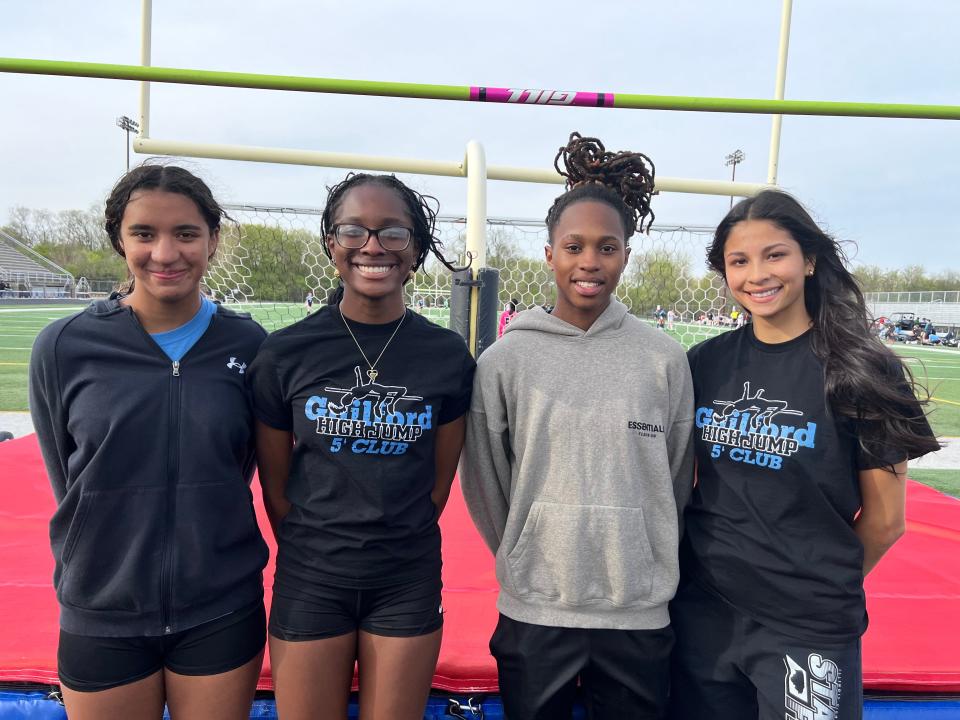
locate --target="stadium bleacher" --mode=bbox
[0,230,73,297]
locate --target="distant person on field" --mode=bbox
[655,304,667,329]
[498,299,518,338]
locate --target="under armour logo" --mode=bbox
[227,357,247,374]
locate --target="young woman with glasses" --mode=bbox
[248,173,475,720]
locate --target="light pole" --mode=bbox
[116,116,140,171]
[724,149,745,209]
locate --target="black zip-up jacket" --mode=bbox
[28,298,269,637]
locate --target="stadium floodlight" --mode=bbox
[724,149,746,208]
[116,115,140,171]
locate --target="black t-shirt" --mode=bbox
[683,325,932,641]
[248,305,475,588]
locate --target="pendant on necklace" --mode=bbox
[366,368,379,382]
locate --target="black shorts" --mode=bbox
[269,573,443,641]
[58,602,266,693]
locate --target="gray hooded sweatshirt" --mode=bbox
[460,299,694,630]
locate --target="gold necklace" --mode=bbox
[340,308,406,383]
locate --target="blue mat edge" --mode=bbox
[3,690,960,719]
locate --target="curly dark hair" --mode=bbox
[546,132,657,242]
[709,189,941,465]
[321,173,466,305]
[321,173,461,273]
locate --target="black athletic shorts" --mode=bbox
[269,573,443,641]
[58,601,266,693]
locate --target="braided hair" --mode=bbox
[546,132,657,241]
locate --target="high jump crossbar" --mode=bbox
[1,57,958,122]
[4,0,954,355]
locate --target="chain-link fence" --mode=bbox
[202,205,463,331]
[483,218,729,347]
[195,205,732,347]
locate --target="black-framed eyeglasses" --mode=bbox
[331,224,413,251]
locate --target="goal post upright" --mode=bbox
[464,141,487,357]
[138,0,152,139]
[767,0,794,185]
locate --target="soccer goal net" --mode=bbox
[204,204,732,348]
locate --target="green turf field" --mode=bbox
[907,469,960,499]
[0,303,451,411]
[897,349,960,437]
[4,305,954,524]
[0,306,62,412]
[1,306,958,443]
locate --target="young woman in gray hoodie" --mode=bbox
[461,133,695,720]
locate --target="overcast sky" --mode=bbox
[1,0,958,270]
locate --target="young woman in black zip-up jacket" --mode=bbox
[29,165,269,719]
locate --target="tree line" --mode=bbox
[4,205,959,310]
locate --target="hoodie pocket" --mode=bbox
[506,501,655,607]
[59,488,165,615]
[172,481,268,609]
[59,493,92,568]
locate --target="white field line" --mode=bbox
[0,307,83,313]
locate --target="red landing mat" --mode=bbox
[1,434,959,692]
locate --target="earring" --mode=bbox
[407,271,415,282]
[333,269,341,278]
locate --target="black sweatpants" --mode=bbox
[669,580,862,720]
[490,613,673,720]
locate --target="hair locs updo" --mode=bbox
[320,173,462,274]
[104,163,227,259]
[545,132,658,243]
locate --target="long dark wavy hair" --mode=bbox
[708,190,940,463]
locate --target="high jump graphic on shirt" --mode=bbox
[783,653,842,720]
[711,382,803,430]
[302,366,432,456]
[695,381,817,471]
[326,366,422,420]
